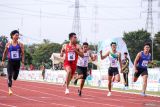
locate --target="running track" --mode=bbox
[0,77,160,107]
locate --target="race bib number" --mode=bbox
[11,51,19,59]
[142,60,148,67]
[83,57,89,67]
[111,59,117,67]
[68,52,75,61]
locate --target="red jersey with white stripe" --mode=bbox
[64,44,78,74]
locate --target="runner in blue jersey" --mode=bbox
[1,30,24,95]
[133,43,152,96]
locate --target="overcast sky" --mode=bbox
[0,0,159,44]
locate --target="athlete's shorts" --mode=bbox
[108,67,119,76]
[134,67,148,78]
[64,61,77,76]
[76,66,88,79]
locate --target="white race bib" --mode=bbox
[68,51,75,61]
[11,51,19,59]
[83,56,89,67]
[142,60,148,67]
[110,59,118,67]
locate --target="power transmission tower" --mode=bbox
[40,8,42,37]
[145,0,154,34]
[158,0,160,31]
[158,12,160,31]
[143,0,158,60]
[93,1,98,53]
[72,0,82,42]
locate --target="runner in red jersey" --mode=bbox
[60,33,83,95]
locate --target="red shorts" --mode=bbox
[64,61,77,76]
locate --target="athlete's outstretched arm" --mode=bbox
[1,43,9,66]
[60,44,66,57]
[75,45,84,57]
[134,52,141,73]
[20,43,25,64]
[100,50,109,60]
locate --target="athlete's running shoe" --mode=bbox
[107,92,111,96]
[78,89,82,96]
[65,88,69,95]
[140,92,146,97]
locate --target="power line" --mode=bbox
[34,0,75,5]
[0,9,141,21]
[0,4,73,17]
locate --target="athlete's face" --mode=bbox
[71,35,77,44]
[12,33,19,40]
[124,54,127,58]
[144,45,150,53]
[111,44,117,51]
[83,45,89,52]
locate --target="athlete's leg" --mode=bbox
[126,73,129,87]
[108,76,113,92]
[133,67,142,82]
[123,73,127,86]
[114,73,120,83]
[78,68,87,96]
[65,66,72,89]
[142,74,148,94]
[74,66,84,85]
[13,61,20,80]
[75,75,83,80]
[7,61,13,95]
[79,79,85,90]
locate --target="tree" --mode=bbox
[123,29,151,62]
[153,32,160,60]
[32,42,62,68]
[88,43,98,53]
[0,36,8,60]
[24,47,32,65]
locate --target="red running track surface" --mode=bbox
[0,77,160,107]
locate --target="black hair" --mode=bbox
[10,30,19,39]
[110,42,117,46]
[83,42,89,46]
[124,52,128,55]
[144,42,151,47]
[69,32,76,40]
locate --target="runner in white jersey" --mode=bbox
[74,42,96,96]
[100,42,122,96]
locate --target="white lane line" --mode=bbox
[17,79,160,98]
[0,96,7,98]
[10,85,122,107]
[0,103,16,107]
[17,83,141,105]
[0,89,75,107]
[12,82,160,104]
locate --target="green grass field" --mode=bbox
[83,85,160,96]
